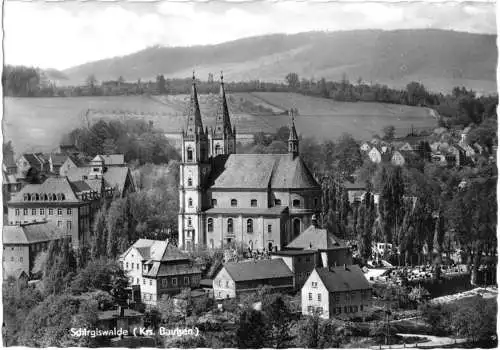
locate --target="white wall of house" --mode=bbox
[301,269,330,319]
[213,267,236,299]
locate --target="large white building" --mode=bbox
[178,74,321,251]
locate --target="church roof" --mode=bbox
[209,154,320,190]
[286,224,347,250]
[185,74,204,135]
[204,206,287,216]
[213,73,232,136]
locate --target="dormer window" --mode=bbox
[230,199,237,207]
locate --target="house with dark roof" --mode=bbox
[178,74,321,252]
[2,221,70,279]
[301,265,372,319]
[213,258,294,299]
[6,176,113,249]
[271,216,353,289]
[120,239,201,306]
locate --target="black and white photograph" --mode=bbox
[1,0,497,348]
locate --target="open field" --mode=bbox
[4,93,436,154]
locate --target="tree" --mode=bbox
[450,296,497,344]
[406,81,427,106]
[285,72,300,89]
[236,310,269,348]
[382,125,396,141]
[264,296,294,348]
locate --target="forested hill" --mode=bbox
[63,29,497,93]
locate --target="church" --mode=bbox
[178,73,322,252]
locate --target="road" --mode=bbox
[370,333,467,349]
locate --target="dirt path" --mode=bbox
[370,333,467,349]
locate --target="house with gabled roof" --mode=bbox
[301,265,372,319]
[3,221,70,279]
[213,258,294,299]
[120,239,201,306]
[368,147,382,163]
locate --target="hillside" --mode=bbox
[3,93,435,154]
[63,29,497,94]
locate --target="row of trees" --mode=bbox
[63,119,180,165]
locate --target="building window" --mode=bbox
[292,199,300,208]
[23,208,28,215]
[307,306,313,313]
[137,264,139,270]
[314,198,319,207]
[187,178,193,187]
[210,239,214,249]
[334,293,340,303]
[250,199,257,207]
[131,263,134,269]
[11,257,14,262]
[360,305,364,312]
[187,218,192,227]
[211,199,217,207]
[246,219,253,233]
[57,208,62,215]
[317,307,323,315]
[57,221,62,227]
[40,208,45,215]
[218,280,222,287]
[184,277,189,285]
[317,293,322,302]
[172,278,177,286]
[207,218,213,232]
[67,221,72,230]
[274,199,281,206]
[187,147,193,161]
[20,257,23,262]
[293,218,301,237]
[215,144,222,155]
[312,282,317,288]
[227,218,233,233]
[267,224,272,233]
[126,262,129,269]
[149,280,152,286]
[188,198,193,207]
[49,208,53,215]
[15,209,20,216]
[230,199,237,207]
[67,208,72,215]
[344,306,348,314]
[143,279,145,285]
[136,278,139,284]
[308,293,312,301]
[31,209,36,215]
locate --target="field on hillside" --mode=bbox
[4,93,436,154]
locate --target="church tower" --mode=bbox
[288,108,299,158]
[210,72,236,157]
[178,73,211,250]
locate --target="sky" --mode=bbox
[3,0,497,71]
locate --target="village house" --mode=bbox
[2,221,70,279]
[66,155,135,197]
[391,150,406,166]
[213,258,294,300]
[270,216,353,289]
[120,239,202,307]
[360,142,371,152]
[368,147,382,163]
[342,180,366,204]
[301,265,372,319]
[178,74,321,252]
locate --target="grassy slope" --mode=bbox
[3,93,435,154]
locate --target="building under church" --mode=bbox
[178,74,322,252]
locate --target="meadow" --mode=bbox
[3,92,436,154]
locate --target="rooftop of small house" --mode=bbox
[313,265,370,293]
[222,258,293,282]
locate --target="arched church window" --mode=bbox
[227,218,233,233]
[247,219,253,233]
[187,178,193,187]
[293,218,301,238]
[230,199,237,207]
[293,199,301,208]
[188,198,193,207]
[250,199,257,207]
[207,218,213,232]
[187,147,193,162]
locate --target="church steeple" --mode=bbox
[209,71,236,157]
[288,108,299,158]
[185,71,204,135]
[214,71,232,136]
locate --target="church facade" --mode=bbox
[178,74,321,252]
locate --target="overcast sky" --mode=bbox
[4,0,496,70]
